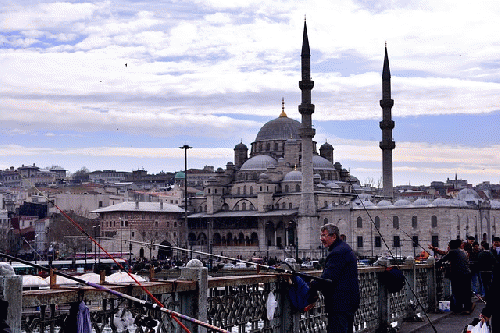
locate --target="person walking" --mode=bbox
[437,239,475,314]
[478,242,495,300]
[310,224,360,333]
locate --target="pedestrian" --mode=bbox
[478,242,495,300]
[481,238,500,332]
[437,239,475,314]
[469,241,481,296]
[310,224,359,333]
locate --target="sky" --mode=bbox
[1,0,499,187]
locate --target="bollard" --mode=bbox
[0,263,22,333]
[178,259,208,333]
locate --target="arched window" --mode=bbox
[282,202,286,209]
[285,185,289,192]
[243,186,246,195]
[432,216,438,228]
[324,218,328,224]
[295,184,300,192]
[393,216,399,229]
[275,142,279,151]
[249,186,253,195]
[357,217,362,228]
[289,203,293,209]
[374,216,380,229]
[266,143,271,151]
[242,202,246,210]
[412,216,418,229]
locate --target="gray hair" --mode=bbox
[321,223,339,237]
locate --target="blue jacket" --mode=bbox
[313,239,360,313]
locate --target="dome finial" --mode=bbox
[279,97,287,117]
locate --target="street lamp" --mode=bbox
[179,144,192,260]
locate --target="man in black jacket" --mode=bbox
[311,224,360,333]
[437,239,474,314]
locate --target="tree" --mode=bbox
[72,167,90,182]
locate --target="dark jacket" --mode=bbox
[478,250,496,272]
[437,248,471,278]
[313,238,360,313]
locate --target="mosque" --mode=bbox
[187,21,359,260]
[187,22,500,261]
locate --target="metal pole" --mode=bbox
[179,144,191,261]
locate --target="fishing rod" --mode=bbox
[28,184,191,332]
[399,230,432,257]
[127,239,333,285]
[0,252,230,333]
[351,192,438,333]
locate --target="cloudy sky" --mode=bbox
[1,0,499,186]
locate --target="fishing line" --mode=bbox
[127,239,333,284]
[29,184,191,333]
[0,252,229,333]
[353,193,439,333]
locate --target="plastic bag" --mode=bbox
[470,322,490,333]
[266,292,277,320]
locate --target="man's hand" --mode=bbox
[480,314,490,323]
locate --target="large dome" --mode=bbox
[255,115,301,142]
[240,155,278,171]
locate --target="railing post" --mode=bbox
[278,277,300,333]
[426,258,437,312]
[376,269,390,333]
[0,267,22,333]
[178,259,208,333]
[403,258,418,321]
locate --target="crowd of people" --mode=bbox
[429,236,500,332]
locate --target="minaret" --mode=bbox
[379,44,395,198]
[297,19,317,255]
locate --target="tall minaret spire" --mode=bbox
[297,19,317,255]
[379,43,395,198]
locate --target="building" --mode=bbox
[93,201,185,260]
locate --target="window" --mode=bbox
[412,216,418,229]
[285,185,289,192]
[375,236,381,247]
[289,203,293,209]
[412,236,419,248]
[296,184,300,192]
[375,216,380,229]
[249,187,253,195]
[432,235,439,248]
[357,217,362,228]
[357,236,363,248]
[393,236,401,247]
[393,216,399,229]
[324,218,328,224]
[242,202,246,210]
[432,216,438,228]
[282,202,286,209]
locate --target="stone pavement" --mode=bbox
[399,299,486,333]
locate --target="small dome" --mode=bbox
[234,142,247,150]
[320,141,333,150]
[240,155,278,171]
[377,200,393,207]
[313,155,335,170]
[490,200,500,209]
[457,188,481,202]
[283,170,302,182]
[450,199,467,207]
[394,199,411,207]
[413,198,430,206]
[314,173,321,179]
[326,182,341,189]
[259,173,269,180]
[432,198,450,206]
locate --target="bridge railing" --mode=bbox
[4,259,446,333]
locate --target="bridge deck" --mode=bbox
[400,299,485,333]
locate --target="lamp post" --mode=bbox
[179,144,192,260]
